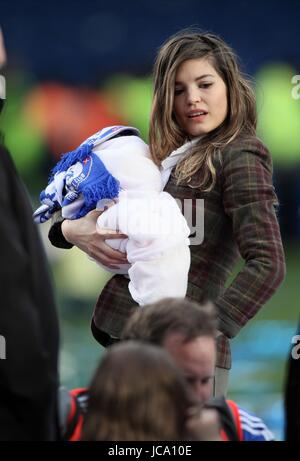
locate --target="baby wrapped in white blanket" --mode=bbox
[34,127,190,306]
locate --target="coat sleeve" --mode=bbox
[215,140,286,338]
[48,211,73,249]
[0,144,59,440]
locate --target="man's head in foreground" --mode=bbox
[122,297,218,403]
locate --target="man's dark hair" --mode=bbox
[122,297,218,345]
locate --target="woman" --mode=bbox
[50,29,286,395]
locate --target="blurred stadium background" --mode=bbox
[1,0,300,440]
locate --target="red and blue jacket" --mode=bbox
[59,388,274,442]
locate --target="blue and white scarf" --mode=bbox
[33,125,140,223]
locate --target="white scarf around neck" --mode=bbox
[160,137,201,189]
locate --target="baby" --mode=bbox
[34,126,190,306]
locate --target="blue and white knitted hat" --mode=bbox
[50,125,140,180]
[33,125,140,223]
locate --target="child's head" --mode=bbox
[149,29,257,188]
[81,341,197,441]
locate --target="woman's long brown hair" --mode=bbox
[149,29,257,190]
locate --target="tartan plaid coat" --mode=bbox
[50,135,286,369]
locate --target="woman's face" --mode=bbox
[173,58,228,137]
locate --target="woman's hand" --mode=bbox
[61,209,128,269]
